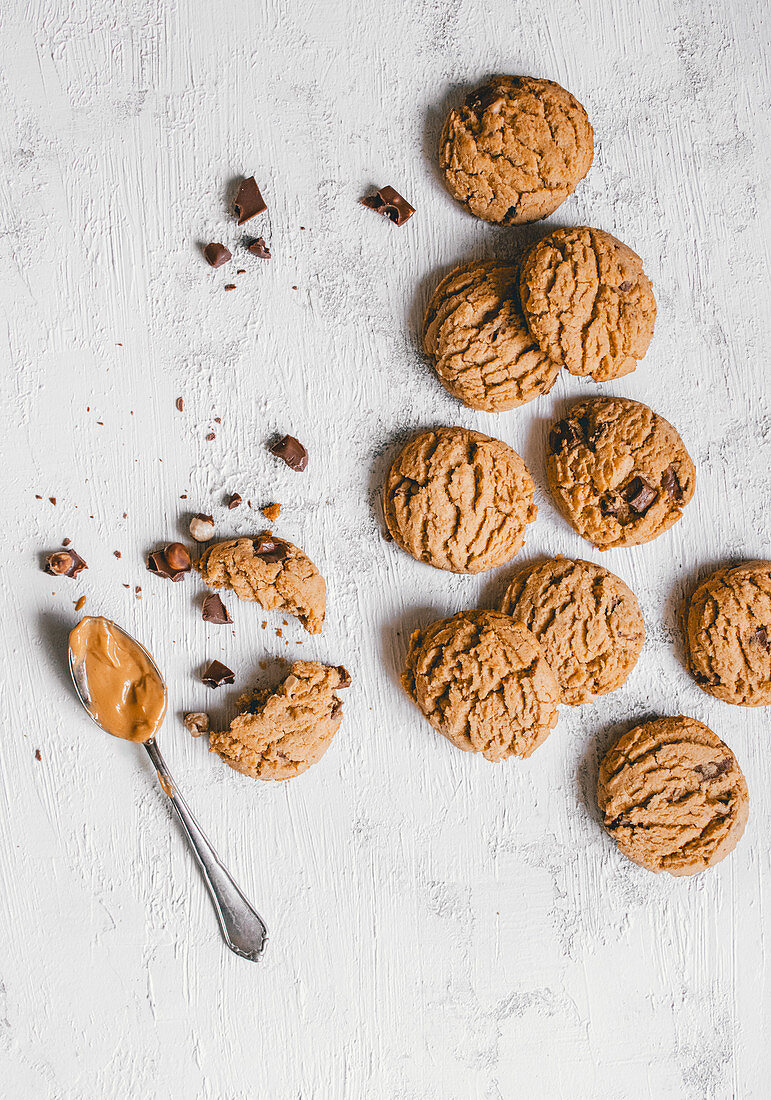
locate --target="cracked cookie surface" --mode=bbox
[422,259,561,411]
[597,716,748,876]
[546,397,695,550]
[402,609,560,761]
[501,557,644,705]
[519,226,656,380]
[683,560,771,706]
[439,76,593,224]
[210,661,350,780]
[197,533,325,633]
[384,426,537,573]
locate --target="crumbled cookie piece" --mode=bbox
[261,502,281,522]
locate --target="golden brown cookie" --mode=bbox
[422,259,561,411]
[197,534,325,633]
[439,77,593,224]
[683,561,771,706]
[546,397,695,550]
[597,716,749,876]
[384,427,537,573]
[519,227,656,381]
[210,662,350,780]
[501,557,644,704]
[402,610,560,761]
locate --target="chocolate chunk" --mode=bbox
[621,476,658,514]
[223,284,236,291]
[330,699,344,720]
[227,493,242,510]
[183,712,210,737]
[248,237,271,259]
[34,749,42,761]
[336,665,352,688]
[360,186,415,226]
[44,549,87,577]
[146,542,192,582]
[599,492,628,519]
[234,176,267,224]
[175,397,183,412]
[203,242,232,268]
[464,84,501,112]
[694,758,732,780]
[201,660,235,688]
[252,534,289,563]
[202,592,232,624]
[269,434,308,472]
[661,464,683,503]
[619,280,633,292]
[751,626,770,651]
[62,538,71,547]
[548,418,585,454]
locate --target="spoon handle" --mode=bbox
[143,739,268,961]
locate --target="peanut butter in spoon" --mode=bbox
[68,616,167,742]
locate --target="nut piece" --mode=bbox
[147,542,192,581]
[183,712,210,737]
[44,549,88,577]
[189,513,215,542]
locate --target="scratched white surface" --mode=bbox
[1,0,769,1096]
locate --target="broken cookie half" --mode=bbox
[209,661,351,780]
[197,533,326,633]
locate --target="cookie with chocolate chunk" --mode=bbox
[546,397,695,550]
[597,716,748,875]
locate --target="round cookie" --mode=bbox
[519,226,656,381]
[422,259,561,411]
[439,76,593,224]
[384,426,537,573]
[402,610,560,761]
[546,396,695,550]
[597,716,749,876]
[683,560,771,706]
[501,557,644,705]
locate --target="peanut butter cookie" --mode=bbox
[197,533,325,633]
[210,662,350,780]
[546,397,695,550]
[683,560,771,706]
[501,557,644,704]
[439,77,593,224]
[519,227,656,381]
[422,259,561,411]
[402,610,560,761]
[597,716,749,876]
[384,426,537,573]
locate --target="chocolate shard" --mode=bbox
[202,592,233,625]
[201,660,235,688]
[464,84,501,113]
[751,626,770,651]
[694,758,732,780]
[44,549,88,577]
[252,534,289,563]
[621,476,658,514]
[269,434,308,472]
[360,185,415,226]
[248,237,271,259]
[234,176,267,224]
[203,242,232,268]
[336,665,352,688]
[227,493,242,510]
[618,280,633,292]
[548,417,585,454]
[146,542,192,582]
[661,464,683,502]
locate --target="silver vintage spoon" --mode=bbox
[68,616,267,962]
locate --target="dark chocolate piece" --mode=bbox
[336,665,352,688]
[62,538,71,547]
[223,284,236,291]
[44,549,87,577]
[201,660,235,688]
[35,749,42,761]
[269,434,308,471]
[203,242,232,268]
[621,476,658,514]
[549,418,585,454]
[248,237,271,259]
[661,464,683,502]
[694,758,732,780]
[360,185,415,226]
[227,493,242,510]
[252,534,289,563]
[202,592,232,625]
[234,177,267,224]
[751,626,770,651]
[146,542,191,582]
[619,280,633,292]
[464,84,501,112]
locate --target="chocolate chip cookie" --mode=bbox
[546,397,695,550]
[402,610,560,761]
[384,426,537,573]
[422,259,561,411]
[210,662,350,780]
[519,227,656,381]
[197,534,326,633]
[597,716,749,876]
[501,557,644,704]
[439,76,593,224]
[683,560,771,706]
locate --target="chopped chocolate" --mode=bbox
[202,592,232,625]
[201,660,235,688]
[234,176,267,224]
[465,84,501,112]
[236,268,246,274]
[175,397,183,412]
[189,513,215,542]
[224,284,236,291]
[227,493,242,510]
[549,418,585,454]
[694,758,732,780]
[203,242,232,268]
[114,550,121,558]
[360,185,415,226]
[252,534,289,563]
[621,476,658,514]
[261,502,281,522]
[44,549,87,577]
[661,464,683,502]
[751,626,770,651]
[248,237,271,259]
[269,434,308,471]
[146,542,192,581]
[336,665,352,687]
[184,712,210,737]
[49,497,56,505]
[62,538,71,547]
[34,749,42,761]
[619,280,633,292]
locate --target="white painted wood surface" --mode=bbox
[1,0,769,1095]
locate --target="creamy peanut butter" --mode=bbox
[69,616,166,742]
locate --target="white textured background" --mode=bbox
[1,0,769,1096]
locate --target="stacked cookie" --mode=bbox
[387,75,767,877]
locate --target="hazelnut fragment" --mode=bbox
[189,513,215,542]
[184,712,210,737]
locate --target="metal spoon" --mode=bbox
[68,619,268,962]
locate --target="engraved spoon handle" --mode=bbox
[143,738,268,961]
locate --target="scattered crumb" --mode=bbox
[236,268,245,274]
[205,433,216,442]
[261,502,281,522]
[34,749,42,762]
[276,628,283,638]
[176,397,183,411]
[49,497,57,505]
[261,621,267,629]
[75,596,86,611]
[224,284,236,291]
[62,538,71,547]
[114,550,121,558]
